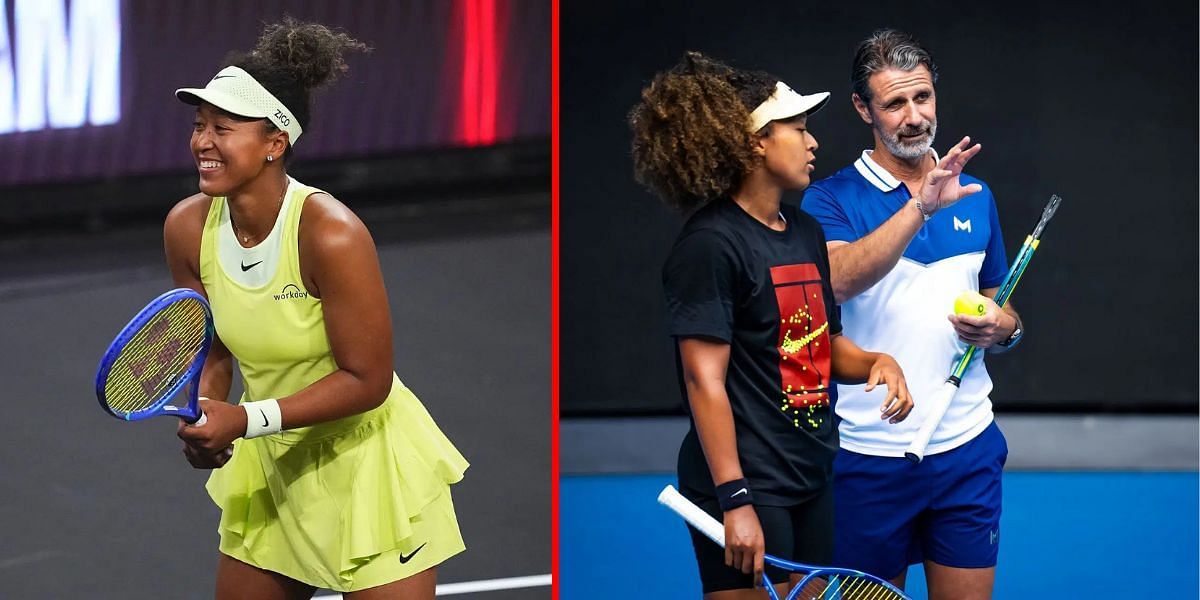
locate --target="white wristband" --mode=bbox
[242,399,283,439]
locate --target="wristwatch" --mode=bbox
[998,321,1024,348]
[913,198,932,221]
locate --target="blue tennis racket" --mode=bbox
[95,288,213,425]
[659,485,911,600]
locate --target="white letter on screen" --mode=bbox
[0,0,14,133]
[15,0,121,131]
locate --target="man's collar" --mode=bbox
[853,148,941,192]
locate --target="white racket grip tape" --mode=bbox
[905,382,959,462]
[191,396,209,426]
[242,399,282,439]
[658,485,726,548]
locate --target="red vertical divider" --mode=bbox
[550,0,561,596]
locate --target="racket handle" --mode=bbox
[184,393,208,425]
[178,410,206,426]
[904,381,958,463]
[658,485,726,547]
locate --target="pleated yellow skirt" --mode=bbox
[205,376,469,592]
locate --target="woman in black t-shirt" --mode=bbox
[629,52,914,598]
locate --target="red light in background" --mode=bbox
[459,0,500,145]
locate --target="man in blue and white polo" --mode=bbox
[802,29,1023,600]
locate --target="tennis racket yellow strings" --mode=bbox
[793,573,907,600]
[103,298,208,415]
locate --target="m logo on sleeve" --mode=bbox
[953,216,972,233]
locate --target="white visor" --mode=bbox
[176,66,304,145]
[747,81,829,133]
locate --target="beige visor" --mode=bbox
[747,81,829,132]
[176,66,304,145]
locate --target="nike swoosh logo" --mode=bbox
[731,488,748,497]
[241,261,263,271]
[212,75,235,80]
[259,410,269,427]
[398,542,426,564]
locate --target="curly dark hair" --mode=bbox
[225,16,371,160]
[629,52,778,212]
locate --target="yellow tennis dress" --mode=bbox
[198,177,469,592]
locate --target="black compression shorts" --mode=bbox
[683,486,834,593]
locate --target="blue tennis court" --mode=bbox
[562,471,1198,599]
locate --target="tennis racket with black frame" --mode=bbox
[95,288,213,425]
[659,485,911,600]
[905,194,1061,462]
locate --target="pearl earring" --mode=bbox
[267,155,274,162]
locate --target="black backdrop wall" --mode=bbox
[562,0,1199,415]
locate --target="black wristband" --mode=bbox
[715,478,754,512]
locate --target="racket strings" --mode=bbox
[105,311,206,412]
[793,573,906,600]
[106,309,205,408]
[103,299,208,414]
[106,331,206,409]
[105,334,204,412]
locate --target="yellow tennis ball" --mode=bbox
[954,290,989,317]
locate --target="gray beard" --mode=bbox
[880,120,937,160]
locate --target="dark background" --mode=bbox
[0,0,550,234]
[562,0,1199,415]
[0,0,549,185]
[0,1,550,597]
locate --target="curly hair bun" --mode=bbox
[250,16,370,90]
[629,52,779,212]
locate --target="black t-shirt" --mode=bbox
[663,198,843,506]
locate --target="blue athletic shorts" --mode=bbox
[832,420,1007,579]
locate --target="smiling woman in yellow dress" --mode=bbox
[164,18,468,599]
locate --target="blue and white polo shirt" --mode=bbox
[801,150,1009,457]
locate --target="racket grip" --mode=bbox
[904,382,957,463]
[658,485,726,547]
[193,412,207,426]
